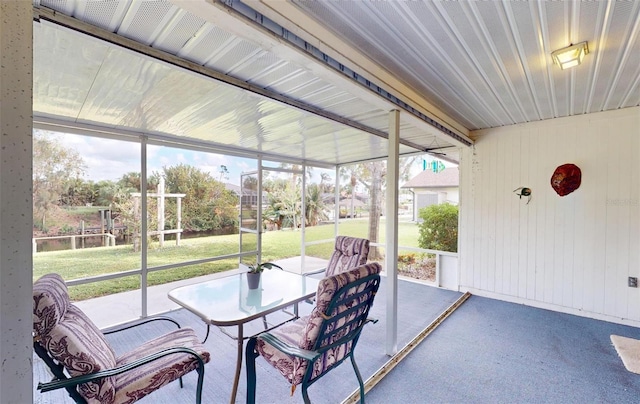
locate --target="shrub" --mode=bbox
[61,224,75,234]
[417,203,458,252]
[398,253,416,264]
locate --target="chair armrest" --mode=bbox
[37,347,205,393]
[258,333,321,362]
[102,316,181,335]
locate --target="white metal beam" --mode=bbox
[385,110,400,355]
[172,0,472,148]
[242,0,472,146]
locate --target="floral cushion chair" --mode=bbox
[325,236,370,277]
[305,236,370,278]
[33,273,210,404]
[246,262,382,404]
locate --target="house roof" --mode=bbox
[224,183,241,196]
[402,167,459,189]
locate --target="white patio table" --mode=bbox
[168,270,319,404]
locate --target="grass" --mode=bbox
[34,218,420,300]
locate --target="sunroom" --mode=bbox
[1,0,639,403]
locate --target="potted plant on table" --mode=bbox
[246,262,283,289]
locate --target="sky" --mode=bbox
[45,130,447,187]
[48,131,256,185]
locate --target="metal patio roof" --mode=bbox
[256,0,640,130]
[32,0,639,167]
[33,0,467,167]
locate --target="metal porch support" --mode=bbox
[140,137,148,318]
[385,110,400,356]
[0,1,34,401]
[257,157,263,264]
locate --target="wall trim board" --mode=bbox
[470,106,640,139]
[462,287,640,328]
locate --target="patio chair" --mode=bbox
[246,262,382,404]
[306,236,370,277]
[32,273,210,404]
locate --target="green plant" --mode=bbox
[247,262,283,273]
[417,203,458,253]
[398,253,416,264]
[61,224,75,234]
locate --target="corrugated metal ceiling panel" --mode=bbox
[33,22,108,120]
[75,0,129,32]
[152,10,206,55]
[117,1,177,46]
[34,22,422,166]
[33,0,470,165]
[32,0,640,160]
[291,0,640,130]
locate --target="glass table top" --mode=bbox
[168,270,320,326]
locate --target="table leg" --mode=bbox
[229,324,244,404]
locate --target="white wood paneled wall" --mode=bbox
[459,107,640,326]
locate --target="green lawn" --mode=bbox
[35,219,420,300]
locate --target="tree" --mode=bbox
[417,203,458,252]
[319,172,333,193]
[33,131,86,230]
[59,178,96,206]
[110,186,158,252]
[305,183,328,226]
[93,180,120,207]
[161,164,238,232]
[261,173,327,230]
[263,177,299,230]
[117,172,142,192]
[341,156,417,259]
[218,165,229,181]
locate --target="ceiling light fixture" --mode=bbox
[551,41,589,70]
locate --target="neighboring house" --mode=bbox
[402,167,459,221]
[225,182,265,207]
[323,192,369,220]
[224,183,241,198]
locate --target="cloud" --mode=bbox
[48,132,140,181]
[42,130,302,185]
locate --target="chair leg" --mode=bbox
[179,376,183,388]
[350,354,366,403]
[245,337,259,404]
[302,384,311,404]
[195,361,205,404]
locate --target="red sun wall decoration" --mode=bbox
[550,163,582,196]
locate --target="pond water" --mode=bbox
[36,228,238,253]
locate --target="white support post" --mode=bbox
[176,197,182,246]
[334,166,340,236]
[0,1,34,401]
[386,110,400,356]
[141,137,148,318]
[257,157,263,264]
[301,164,306,270]
[158,176,165,247]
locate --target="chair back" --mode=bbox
[325,236,370,277]
[33,273,117,403]
[300,262,381,383]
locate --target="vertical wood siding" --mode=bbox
[460,107,640,324]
